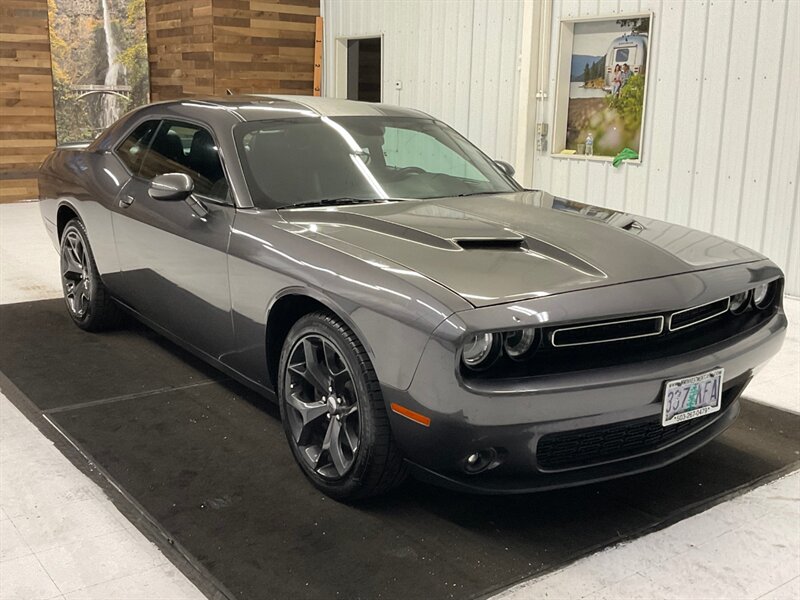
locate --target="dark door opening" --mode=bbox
[346,37,381,102]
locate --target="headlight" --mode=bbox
[753,283,772,308]
[729,290,750,314]
[461,333,498,369]
[503,328,538,359]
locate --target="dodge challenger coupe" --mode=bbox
[39,96,787,499]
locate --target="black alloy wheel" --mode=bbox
[61,228,91,319]
[59,218,120,331]
[284,333,360,479]
[278,312,407,500]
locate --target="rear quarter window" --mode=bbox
[116,121,159,174]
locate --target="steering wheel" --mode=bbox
[396,166,426,176]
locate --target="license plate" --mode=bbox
[662,368,724,427]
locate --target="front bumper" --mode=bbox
[384,308,786,494]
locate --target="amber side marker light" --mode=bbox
[390,403,431,427]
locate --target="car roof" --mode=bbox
[93,95,435,154]
[139,95,432,122]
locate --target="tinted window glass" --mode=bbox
[116,121,158,174]
[140,120,229,201]
[382,127,487,180]
[235,117,516,208]
[615,48,630,62]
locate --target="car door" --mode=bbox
[111,118,236,360]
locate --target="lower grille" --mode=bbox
[536,390,738,471]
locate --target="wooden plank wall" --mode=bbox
[0,0,56,202]
[212,0,318,95]
[147,0,319,100]
[146,0,216,100]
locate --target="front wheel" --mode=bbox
[278,312,407,500]
[60,218,120,331]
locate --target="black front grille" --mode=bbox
[536,387,739,471]
[552,316,663,347]
[464,301,779,381]
[460,278,783,383]
[669,298,730,331]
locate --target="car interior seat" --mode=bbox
[188,129,227,198]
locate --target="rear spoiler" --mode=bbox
[55,142,91,150]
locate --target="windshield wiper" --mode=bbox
[455,190,511,198]
[281,197,389,209]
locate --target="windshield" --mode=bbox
[234,116,519,208]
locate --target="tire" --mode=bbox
[59,218,121,331]
[278,311,408,500]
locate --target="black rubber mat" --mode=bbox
[2,299,799,600]
[0,299,220,410]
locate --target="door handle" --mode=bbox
[119,195,135,208]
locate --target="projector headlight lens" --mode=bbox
[503,328,538,359]
[729,291,750,314]
[753,283,771,308]
[462,333,497,369]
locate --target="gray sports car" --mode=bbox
[38,96,786,499]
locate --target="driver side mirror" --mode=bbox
[149,173,194,201]
[494,160,515,178]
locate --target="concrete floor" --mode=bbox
[1,201,798,599]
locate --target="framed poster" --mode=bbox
[47,0,151,145]
[552,13,653,161]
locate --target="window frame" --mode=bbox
[112,114,236,207]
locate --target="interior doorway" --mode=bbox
[341,37,382,102]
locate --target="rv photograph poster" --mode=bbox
[555,13,652,160]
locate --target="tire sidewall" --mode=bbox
[278,314,380,499]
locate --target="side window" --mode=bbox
[382,126,486,181]
[116,120,159,174]
[139,120,229,201]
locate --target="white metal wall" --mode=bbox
[321,0,524,163]
[323,0,799,295]
[534,0,799,295]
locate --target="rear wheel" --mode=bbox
[60,219,120,331]
[278,312,407,500]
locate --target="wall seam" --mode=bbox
[659,0,687,221]
[685,0,710,228]
[756,0,790,255]
[731,1,763,243]
[707,0,737,235]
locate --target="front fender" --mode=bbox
[225,210,469,391]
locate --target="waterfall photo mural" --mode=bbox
[47,0,150,144]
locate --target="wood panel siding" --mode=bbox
[147,0,318,100]
[212,0,318,96]
[146,0,216,100]
[0,0,56,202]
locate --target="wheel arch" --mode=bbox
[264,287,376,391]
[56,202,81,241]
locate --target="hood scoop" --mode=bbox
[455,238,526,251]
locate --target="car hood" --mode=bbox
[280,191,764,308]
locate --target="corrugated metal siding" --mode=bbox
[321,0,523,163]
[324,0,798,295]
[534,0,799,295]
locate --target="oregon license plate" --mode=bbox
[662,368,724,427]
